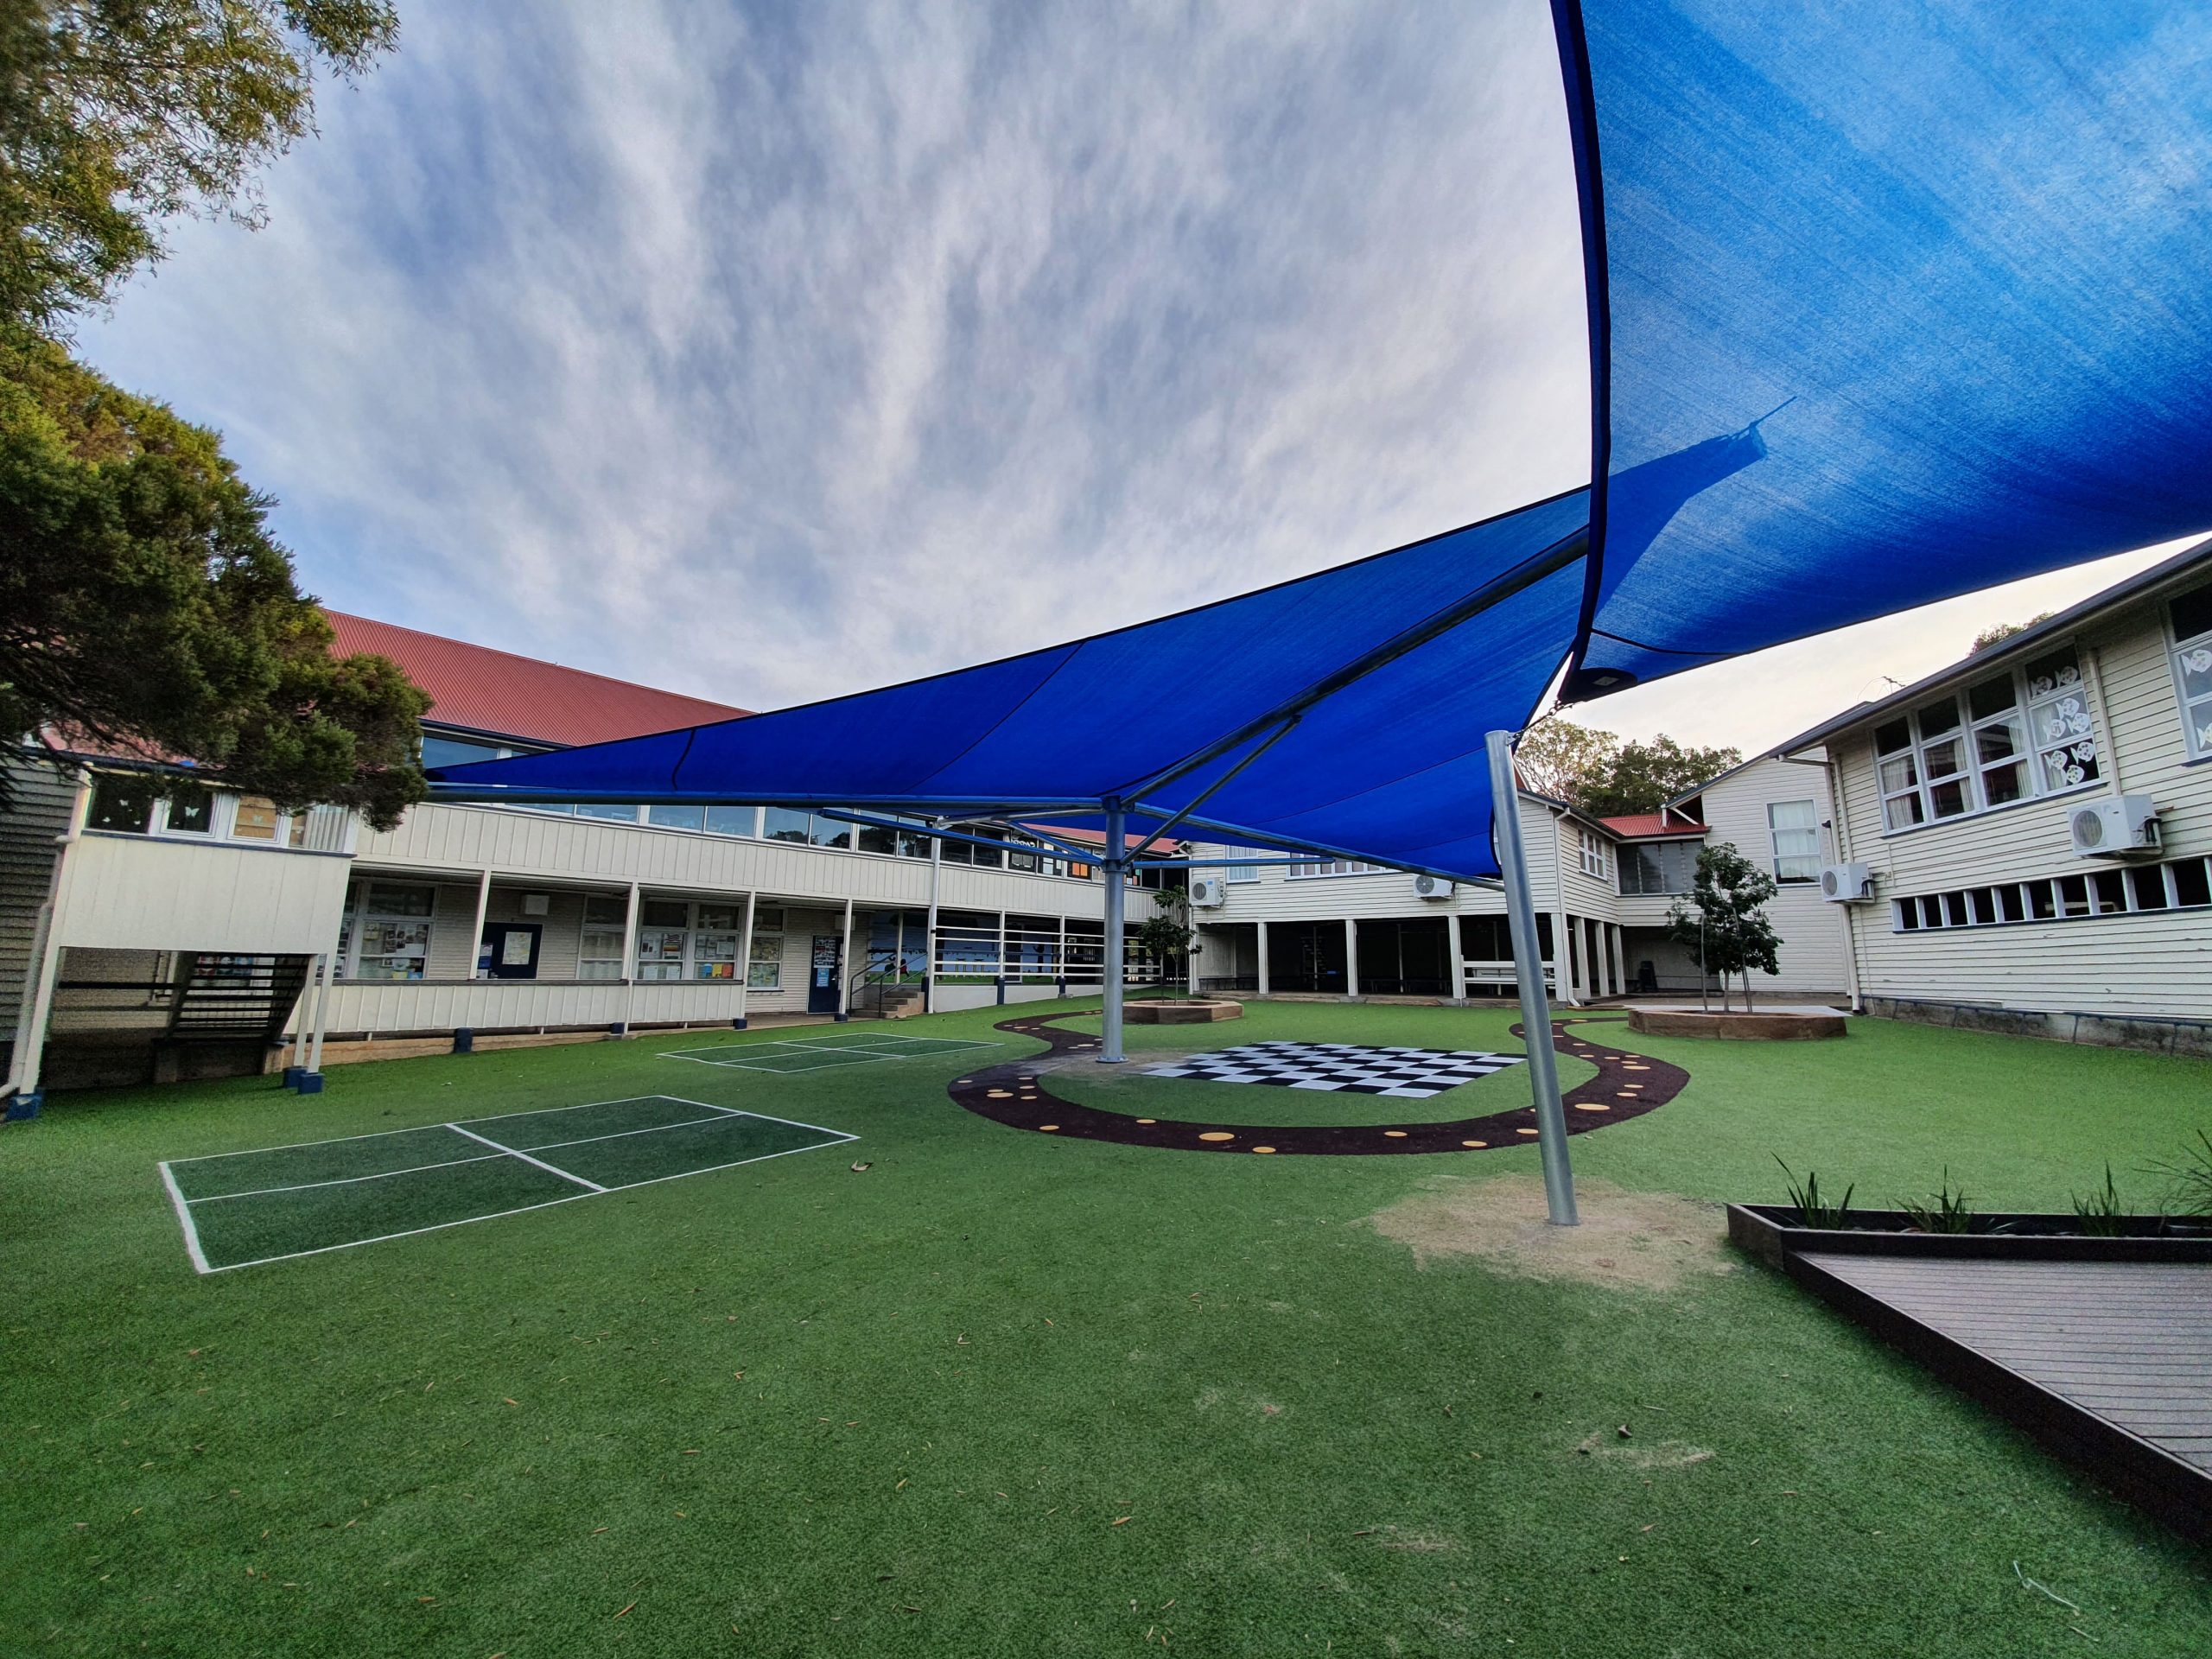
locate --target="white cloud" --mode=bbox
[79,0,1585,710]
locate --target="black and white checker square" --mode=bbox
[1143,1041,1524,1099]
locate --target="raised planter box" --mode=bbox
[1629,1007,1845,1040]
[1726,1202,2212,1268]
[1729,1201,2212,1542]
[1125,999,1244,1025]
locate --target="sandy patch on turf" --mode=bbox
[1367,1174,1731,1292]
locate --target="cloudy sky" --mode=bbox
[79,1,2181,759]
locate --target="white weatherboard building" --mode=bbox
[1184,753,1849,1007]
[1779,537,2212,1054]
[10,539,2212,1104]
[1,614,1157,1100]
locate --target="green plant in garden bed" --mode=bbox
[1774,1155,1853,1230]
[1897,1167,1975,1235]
[2069,1164,2132,1236]
[2146,1128,2212,1218]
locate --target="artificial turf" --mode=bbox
[3,998,2208,1656]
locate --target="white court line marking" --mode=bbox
[182,1103,752,1199]
[191,1124,860,1274]
[189,1149,509,1204]
[166,1095,680,1166]
[447,1123,607,1192]
[661,1040,1001,1069]
[157,1162,212,1276]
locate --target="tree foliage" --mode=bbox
[1,328,426,826]
[1135,886,1196,980]
[0,2,423,824]
[0,0,397,334]
[1662,842,1781,1011]
[1517,717,1741,819]
[1969,612,2054,655]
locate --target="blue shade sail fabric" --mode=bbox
[429,491,1593,881]
[1562,0,2212,690]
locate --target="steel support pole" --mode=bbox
[1486,730,1577,1226]
[1101,804,1127,1062]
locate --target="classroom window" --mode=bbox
[1892,858,2212,931]
[707,805,760,838]
[646,804,707,831]
[1619,839,1698,895]
[419,734,508,769]
[1576,827,1610,880]
[747,909,785,989]
[86,774,158,833]
[1873,646,2101,833]
[344,883,437,980]
[232,795,282,841]
[1287,857,1381,878]
[1766,800,1821,882]
[575,803,643,823]
[577,893,629,981]
[2170,583,2212,760]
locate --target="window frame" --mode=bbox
[2167,588,2212,763]
[1871,644,2103,836]
[1765,799,1821,884]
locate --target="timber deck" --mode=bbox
[1791,1251,2212,1540]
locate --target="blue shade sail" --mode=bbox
[1559,0,2212,692]
[429,491,1594,881]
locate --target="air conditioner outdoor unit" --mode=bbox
[2070,796,2161,858]
[1187,876,1227,908]
[1818,863,1875,903]
[1412,874,1457,899]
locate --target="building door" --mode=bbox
[480,923,542,980]
[808,934,842,1013]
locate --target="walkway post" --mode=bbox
[1100,804,1127,1063]
[1486,730,1577,1226]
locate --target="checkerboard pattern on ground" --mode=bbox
[159,1096,855,1273]
[1143,1041,1524,1099]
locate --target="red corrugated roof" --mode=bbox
[1599,811,1707,839]
[326,612,747,747]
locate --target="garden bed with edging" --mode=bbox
[1729,1201,2212,1541]
[1123,999,1243,1024]
[1628,1007,1846,1040]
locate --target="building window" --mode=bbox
[747,907,785,988]
[692,903,741,979]
[86,773,159,833]
[1619,839,1697,895]
[420,734,509,769]
[2170,583,2212,760]
[2024,648,2101,791]
[645,804,707,832]
[577,894,627,980]
[165,784,214,834]
[232,795,282,841]
[575,803,644,823]
[1891,856,2212,931]
[1224,849,1262,883]
[1287,857,1380,878]
[635,897,693,982]
[343,883,437,980]
[1874,645,2101,833]
[1766,800,1821,882]
[1576,827,1610,880]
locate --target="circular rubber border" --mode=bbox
[945,1011,1688,1155]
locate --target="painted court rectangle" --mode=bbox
[662,1033,1000,1071]
[158,1096,855,1274]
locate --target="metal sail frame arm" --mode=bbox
[1109,526,1591,806]
[1120,715,1302,864]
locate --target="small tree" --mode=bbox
[1663,842,1781,1011]
[1133,887,1196,991]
